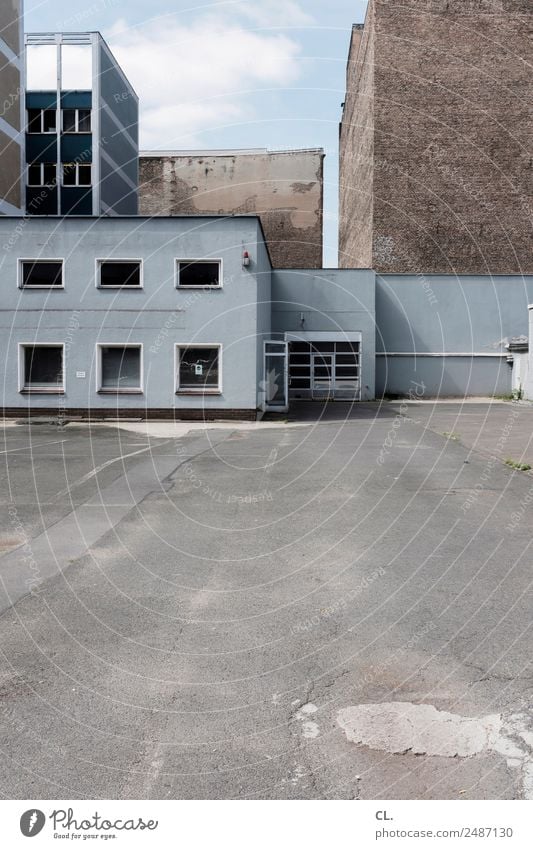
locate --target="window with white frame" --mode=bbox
[20,260,63,289]
[62,108,91,134]
[98,345,142,393]
[176,260,221,289]
[20,345,64,392]
[27,108,57,134]
[27,163,57,187]
[97,261,142,288]
[63,163,92,187]
[176,345,221,393]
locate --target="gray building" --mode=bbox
[25,32,138,216]
[1,214,529,418]
[0,215,372,418]
[376,274,533,398]
[0,0,24,215]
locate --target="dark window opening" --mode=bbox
[178,347,220,391]
[21,261,63,288]
[29,163,57,187]
[27,108,56,133]
[100,346,141,391]
[78,109,91,132]
[23,346,63,390]
[99,261,141,288]
[43,109,56,132]
[177,261,221,288]
[62,109,77,133]
[63,163,92,187]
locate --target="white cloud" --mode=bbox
[106,9,307,149]
[236,0,315,27]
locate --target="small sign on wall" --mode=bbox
[195,364,203,376]
[76,371,86,379]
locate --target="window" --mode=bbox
[62,108,91,134]
[176,345,221,393]
[63,163,92,186]
[27,108,57,134]
[20,345,64,392]
[20,260,63,289]
[27,163,57,187]
[97,261,142,289]
[98,345,142,393]
[176,260,221,289]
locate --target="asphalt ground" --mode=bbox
[0,401,531,799]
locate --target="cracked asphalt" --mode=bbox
[0,401,532,799]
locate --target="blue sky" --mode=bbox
[25,0,369,265]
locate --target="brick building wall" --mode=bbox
[339,0,533,274]
[139,149,324,269]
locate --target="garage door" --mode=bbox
[289,340,361,401]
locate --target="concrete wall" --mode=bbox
[0,216,268,416]
[339,0,533,274]
[0,0,23,215]
[376,274,533,397]
[97,38,139,215]
[272,268,376,400]
[139,149,324,269]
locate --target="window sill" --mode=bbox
[20,388,65,394]
[19,286,64,290]
[97,286,143,290]
[176,389,222,396]
[176,286,222,291]
[98,389,143,395]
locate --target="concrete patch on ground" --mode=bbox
[295,703,320,739]
[337,702,533,798]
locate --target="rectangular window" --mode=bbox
[176,345,221,393]
[27,108,57,134]
[176,260,221,289]
[21,345,64,392]
[62,108,91,133]
[27,163,57,187]
[20,260,63,289]
[99,345,142,393]
[63,163,92,187]
[98,261,142,289]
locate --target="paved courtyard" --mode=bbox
[0,401,532,799]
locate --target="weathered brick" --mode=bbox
[339,0,533,273]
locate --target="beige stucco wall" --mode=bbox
[0,0,23,56]
[0,0,23,213]
[139,149,324,268]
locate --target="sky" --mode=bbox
[25,0,369,266]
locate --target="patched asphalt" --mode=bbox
[0,402,531,799]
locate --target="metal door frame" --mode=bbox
[262,340,289,412]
